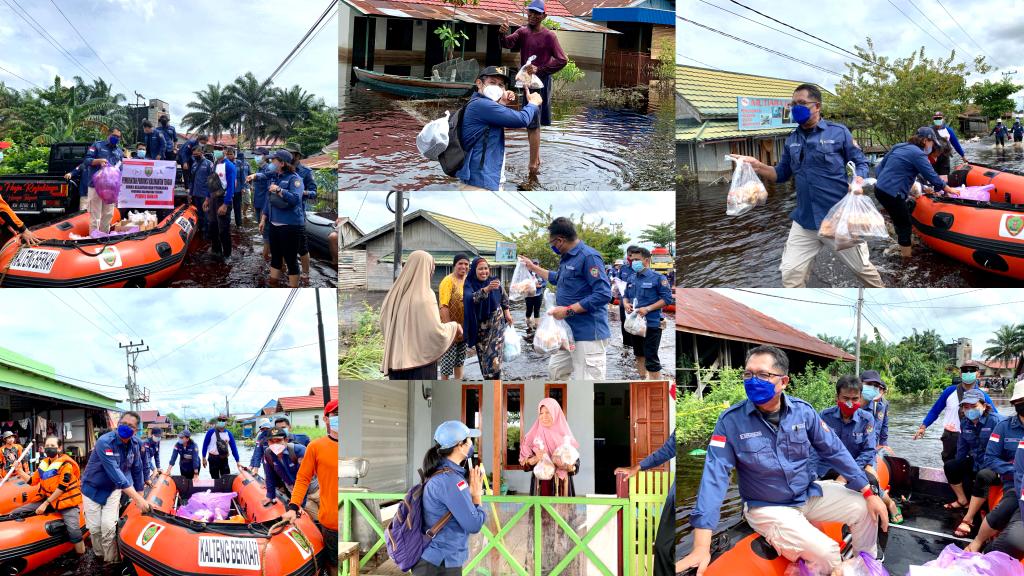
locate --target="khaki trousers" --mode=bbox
[779,221,885,288]
[549,339,608,380]
[83,489,121,562]
[85,187,115,233]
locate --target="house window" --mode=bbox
[503,384,525,471]
[314,415,320,428]
[462,384,483,456]
[544,383,567,415]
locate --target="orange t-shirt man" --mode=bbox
[286,399,337,572]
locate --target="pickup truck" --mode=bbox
[0,142,88,217]
[0,142,187,221]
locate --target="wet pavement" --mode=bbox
[678,146,1023,287]
[339,82,675,191]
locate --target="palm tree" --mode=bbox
[269,85,320,142]
[182,83,234,142]
[818,334,855,355]
[983,324,1024,367]
[637,222,675,248]
[225,72,278,148]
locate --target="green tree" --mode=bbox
[510,207,628,270]
[818,334,855,355]
[270,85,321,143]
[225,72,278,148]
[971,76,1022,121]
[288,107,338,158]
[983,324,1024,366]
[182,83,234,142]
[831,38,990,146]
[637,222,675,248]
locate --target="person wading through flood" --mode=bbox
[499,0,567,176]
[165,429,200,480]
[201,414,241,479]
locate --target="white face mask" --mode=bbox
[924,144,933,155]
[269,444,286,455]
[482,84,504,102]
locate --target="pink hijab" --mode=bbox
[520,398,578,478]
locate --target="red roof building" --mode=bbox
[274,386,340,428]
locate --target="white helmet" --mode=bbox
[1011,380,1024,404]
[258,418,272,430]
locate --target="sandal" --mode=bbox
[944,500,968,510]
[954,518,973,538]
[889,505,904,525]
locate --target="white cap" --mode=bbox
[1011,380,1024,404]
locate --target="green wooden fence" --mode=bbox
[339,470,670,576]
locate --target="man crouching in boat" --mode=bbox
[12,436,86,558]
[678,345,889,576]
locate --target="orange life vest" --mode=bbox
[32,454,82,510]
[1,443,25,473]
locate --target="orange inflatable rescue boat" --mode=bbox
[0,478,89,575]
[118,469,325,576]
[0,203,198,287]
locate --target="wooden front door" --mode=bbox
[629,381,670,470]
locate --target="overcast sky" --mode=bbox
[0,288,338,419]
[712,288,1022,356]
[0,0,337,122]
[343,191,676,249]
[678,0,1024,104]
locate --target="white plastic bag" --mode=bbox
[534,292,575,354]
[416,112,450,160]
[553,435,579,467]
[818,163,887,250]
[515,55,545,89]
[502,325,521,361]
[508,261,537,301]
[725,155,768,215]
[623,299,647,337]
[612,277,628,299]
[532,438,555,480]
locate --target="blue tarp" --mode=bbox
[591,7,674,25]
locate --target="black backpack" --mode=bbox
[206,168,225,199]
[438,103,489,178]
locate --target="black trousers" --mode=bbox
[943,455,975,486]
[619,301,634,349]
[989,516,1024,558]
[321,526,338,568]
[874,188,913,247]
[974,470,1019,530]
[208,454,230,479]
[207,196,231,257]
[411,559,461,575]
[524,295,543,319]
[941,430,960,464]
[631,326,664,372]
[653,488,674,576]
[232,188,244,226]
[269,224,301,275]
[191,195,208,240]
[388,362,438,380]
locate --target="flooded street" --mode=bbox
[678,160,1021,287]
[675,392,1015,566]
[339,83,675,191]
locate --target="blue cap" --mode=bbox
[915,126,936,140]
[859,370,887,389]
[433,420,481,449]
[527,0,545,12]
[961,388,985,405]
[178,429,191,438]
[271,149,293,164]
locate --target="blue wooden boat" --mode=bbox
[354,67,474,98]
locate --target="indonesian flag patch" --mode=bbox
[456,480,468,491]
[709,435,726,448]
[1018,440,1024,450]
[104,449,114,457]
[990,433,1001,443]
[821,420,831,433]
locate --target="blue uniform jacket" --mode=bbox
[217,159,237,205]
[235,159,250,192]
[250,429,271,468]
[869,397,889,447]
[1013,123,1024,138]
[81,140,124,194]
[640,431,677,509]
[922,384,995,427]
[141,437,161,477]
[875,143,946,198]
[956,412,1002,470]
[168,440,200,474]
[177,139,201,166]
[263,443,318,501]
[190,158,214,198]
[547,240,611,341]
[421,459,487,568]
[296,162,317,206]
[982,415,1024,480]
[157,124,176,156]
[624,267,674,328]
[201,429,240,462]
[251,162,275,218]
[81,431,145,504]
[814,406,876,474]
[691,395,870,531]
[773,119,868,230]
[145,130,168,160]
[992,125,1009,138]
[1014,441,1024,526]
[456,92,538,190]
[262,172,305,226]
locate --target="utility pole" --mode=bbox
[120,341,150,412]
[315,289,332,404]
[224,396,229,419]
[855,288,864,375]
[388,191,405,280]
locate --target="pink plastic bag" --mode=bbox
[951,184,994,202]
[175,490,237,522]
[921,543,1024,576]
[92,165,121,204]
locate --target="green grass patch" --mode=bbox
[339,303,385,380]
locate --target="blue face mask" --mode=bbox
[861,385,880,402]
[791,104,812,125]
[467,442,476,461]
[962,372,977,385]
[108,135,120,146]
[328,416,338,430]
[255,155,263,163]
[550,243,560,255]
[966,408,982,421]
[117,424,134,439]
[216,421,226,429]
[743,376,778,406]
[631,260,644,273]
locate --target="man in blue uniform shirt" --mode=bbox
[733,84,884,288]
[623,246,673,379]
[519,217,611,380]
[614,254,636,357]
[142,120,167,160]
[140,427,162,485]
[286,143,318,282]
[860,370,889,449]
[156,114,176,160]
[81,128,125,234]
[678,345,888,576]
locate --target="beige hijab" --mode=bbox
[380,250,459,373]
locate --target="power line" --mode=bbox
[268,0,337,84]
[882,0,973,68]
[700,0,855,62]
[678,55,726,71]
[874,288,983,305]
[515,191,544,214]
[273,11,336,83]
[729,288,853,307]
[726,0,863,62]
[0,63,43,90]
[902,0,967,56]
[0,355,124,390]
[491,190,530,220]
[931,0,990,59]
[44,288,120,342]
[677,16,844,77]
[45,0,132,95]
[3,0,99,82]
[460,191,481,222]
[353,190,369,220]
[231,289,300,398]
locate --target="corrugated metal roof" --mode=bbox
[344,0,618,32]
[562,0,639,17]
[591,6,673,24]
[676,65,830,121]
[0,347,121,410]
[677,119,793,143]
[378,250,516,265]
[426,211,510,253]
[675,289,856,361]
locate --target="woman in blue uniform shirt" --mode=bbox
[415,421,487,575]
[258,149,305,288]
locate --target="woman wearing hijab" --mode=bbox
[438,254,471,381]
[380,250,463,379]
[519,398,580,496]
[462,257,513,380]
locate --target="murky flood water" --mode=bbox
[339,83,675,191]
[675,393,1014,566]
[678,160,1021,287]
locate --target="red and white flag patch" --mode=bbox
[990,433,1001,443]
[456,480,468,491]
[709,435,726,449]
[104,449,114,457]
